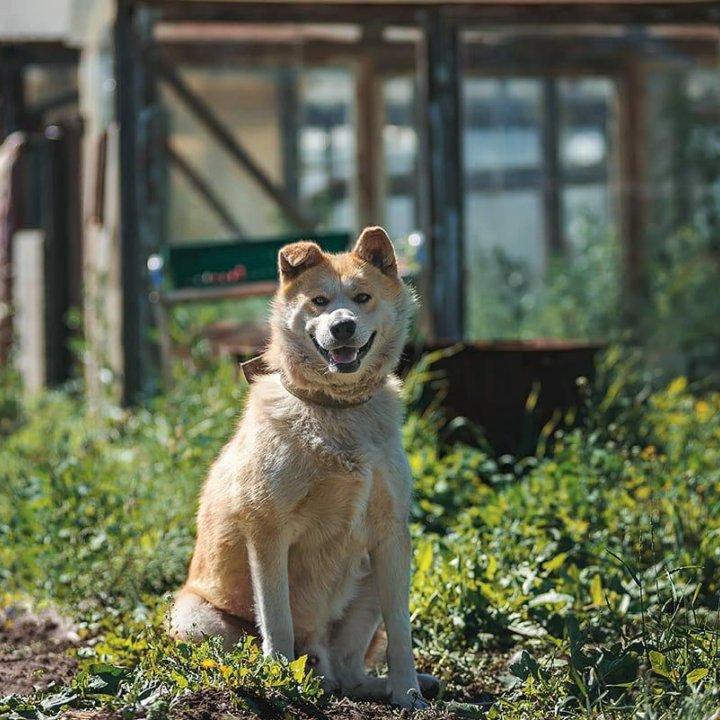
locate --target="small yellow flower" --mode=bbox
[695,400,710,417]
[200,658,218,669]
[641,445,657,461]
[219,664,231,677]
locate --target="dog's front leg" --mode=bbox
[247,533,294,660]
[371,526,425,709]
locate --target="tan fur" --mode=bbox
[169,227,436,708]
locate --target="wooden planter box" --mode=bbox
[403,340,604,456]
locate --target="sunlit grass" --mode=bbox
[1,353,719,718]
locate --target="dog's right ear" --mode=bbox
[278,241,324,282]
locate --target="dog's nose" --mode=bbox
[330,319,356,342]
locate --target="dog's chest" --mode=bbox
[293,469,372,546]
[293,408,387,475]
[286,410,391,540]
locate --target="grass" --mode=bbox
[1,352,719,719]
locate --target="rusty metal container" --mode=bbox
[404,340,604,456]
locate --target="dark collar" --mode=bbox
[241,356,373,409]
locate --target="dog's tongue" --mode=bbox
[330,347,358,364]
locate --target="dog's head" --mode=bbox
[267,226,415,398]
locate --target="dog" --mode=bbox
[169,226,437,708]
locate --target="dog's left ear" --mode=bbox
[352,226,398,277]
[278,241,324,281]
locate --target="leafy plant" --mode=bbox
[1,355,719,718]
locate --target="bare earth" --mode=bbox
[0,610,502,719]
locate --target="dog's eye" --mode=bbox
[311,296,329,307]
[354,293,371,304]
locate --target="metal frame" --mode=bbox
[114,0,720,401]
[420,7,464,342]
[147,47,313,230]
[116,0,152,403]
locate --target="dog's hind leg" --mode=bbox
[168,590,256,651]
[329,570,440,702]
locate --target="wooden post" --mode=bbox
[116,0,155,403]
[355,49,382,228]
[42,126,72,386]
[419,10,464,342]
[12,231,46,393]
[617,59,647,328]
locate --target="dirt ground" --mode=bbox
[0,610,501,719]
[0,606,80,696]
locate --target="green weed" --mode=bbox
[1,353,719,718]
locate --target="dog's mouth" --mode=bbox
[311,332,376,374]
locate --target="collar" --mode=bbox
[241,355,373,409]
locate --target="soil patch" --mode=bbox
[0,606,80,696]
[170,689,466,719]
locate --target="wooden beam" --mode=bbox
[155,31,720,75]
[164,140,245,236]
[157,38,416,73]
[27,90,79,120]
[315,163,608,202]
[147,48,314,230]
[420,9,464,342]
[161,281,278,305]
[446,2,720,26]
[91,132,108,224]
[0,42,78,66]
[461,31,720,76]
[143,1,720,27]
[42,126,72,386]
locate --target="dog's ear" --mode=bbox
[278,241,324,281]
[352,226,398,277]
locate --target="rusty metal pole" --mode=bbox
[419,8,465,343]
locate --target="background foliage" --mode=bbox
[1,353,719,718]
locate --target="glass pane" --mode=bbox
[165,68,286,243]
[464,78,542,172]
[299,69,355,230]
[462,74,545,339]
[461,22,720,362]
[461,31,622,342]
[382,75,422,269]
[164,65,358,244]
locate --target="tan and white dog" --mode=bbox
[169,227,436,708]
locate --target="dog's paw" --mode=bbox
[390,688,429,711]
[416,672,441,699]
[320,675,341,694]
